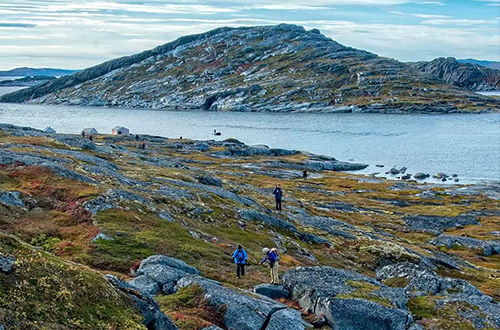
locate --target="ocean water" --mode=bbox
[0,77,25,96]
[476,91,500,97]
[0,103,499,184]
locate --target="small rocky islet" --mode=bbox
[0,123,499,330]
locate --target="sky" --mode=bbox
[0,0,499,70]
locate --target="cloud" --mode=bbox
[226,0,443,5]
[33,2,236,15]
[0,0,498,69]
[0,22,36,28]
[243,4,330,11]
[421,19,498,25]
[414,1,444,5]
[389,10,451,19]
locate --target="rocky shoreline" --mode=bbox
[0,123,499,329]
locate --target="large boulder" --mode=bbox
[282,267,413,330]
[106,275,178,330]
[201,326,224,330]
[376,262,500,328]
[266,308,311,330]
[131,255,201,297]
[413,173,430,180]
[136,263,187,287]
[0,255,16,273]
[139,255,201,275]
[0,191,25,207]
[178,275,286,330]
[254,284,290,299]
[376,262,441,296]
[128,275,160,296]
[316,298,411,330]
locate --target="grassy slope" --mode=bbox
[0,233,145,330]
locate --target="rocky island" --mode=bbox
[0,123,499,330]
[1,24,499,113]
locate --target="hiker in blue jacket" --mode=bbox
[273,184,283,211]
[260,247,280,284]
[232,244,248,279]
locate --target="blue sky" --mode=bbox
[0,0,498,70]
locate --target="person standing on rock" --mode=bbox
[260,247,280,284]
[232,244,248,279]
[303,169,308,179]
[141,142,146,150]
[273,184,283,212]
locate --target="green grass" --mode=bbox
[0,233,145,330]
[407,296,436,319]
[336,280,393,308]
[156,285,225,330]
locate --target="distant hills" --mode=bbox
[412,57,500,92]
[0,76,57,87]
[458,59,500,70]
[0,67,78,77]
[1,24,498,113]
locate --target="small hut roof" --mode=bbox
[83,128,98,134]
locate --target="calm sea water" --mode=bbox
[0,102,499,184]
[477,91,500,97]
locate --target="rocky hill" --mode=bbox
[459,59,500,71]
[1,123,499,329]
[0,76,56,87]
[412,57,500,92]
[1,24,498,113]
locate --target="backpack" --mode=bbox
[235,250,245,263]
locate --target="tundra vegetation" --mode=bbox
[0,124,499,329]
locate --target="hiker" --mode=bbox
[89,135,93,142]
[81,130,85,138]
[141,142,146,150]
[303,169,308,179]
[135,134,139,141]
[260,247,280,284]
[232,244,248,279]
[273,184,283,211]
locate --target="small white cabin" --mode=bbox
[43,127,56,133]
[82,128,98,135]
[112,126,130,135]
